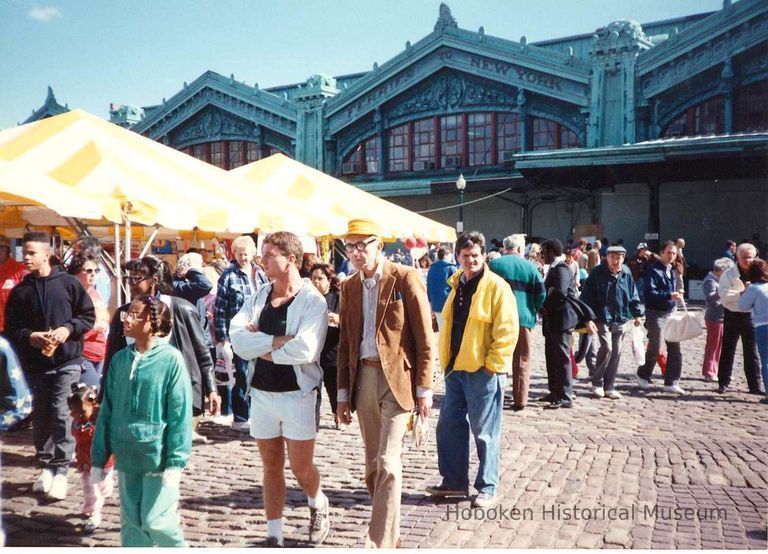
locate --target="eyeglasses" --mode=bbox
[83,268,101,275]
[124,274,149,284]
[344,237,377,254]
[120,311,145,322]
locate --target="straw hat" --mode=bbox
[345,218,382,238]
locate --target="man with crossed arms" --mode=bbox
[337,219,434,548]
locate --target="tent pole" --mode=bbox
[139,225,160,258]
[114,223,122,308]
[124,217,132,304]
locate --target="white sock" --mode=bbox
[267,519,283,541]
[307,489,327,509]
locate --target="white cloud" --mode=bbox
[28,6,61,22]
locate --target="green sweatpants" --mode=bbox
[118,471,186,547]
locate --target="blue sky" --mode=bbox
[1,0,723,129]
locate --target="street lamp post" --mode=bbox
[456,173,466,233]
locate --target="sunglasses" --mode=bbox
[124,275,149,284]
[344,237,377,254]
[83,268,101,275]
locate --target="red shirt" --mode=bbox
[82,287,108,362]
[72,418,114,472]
[0,258,27,332]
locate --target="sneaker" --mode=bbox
[212,414,234,425]
[231,420,250,432]
[592,386,605,398]
[263,536,284,548]
[84,514,101,534]
[636,376,651,390]
[472,491,501,509]
[48,473,68,500]
[604,389,622,400]
[760,397,768,405]
[308,502,330,545]
[717,385,729,394]
[425,484,469,497]
[32,468,54,493]
[664,383,686,395]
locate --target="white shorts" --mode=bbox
[249,388,317,441]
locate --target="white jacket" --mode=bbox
[720,264,748,313]
[230,278,328,395]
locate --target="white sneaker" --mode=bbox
[231,420,250,432]
[32,468,54,493]
[592,386,605,398]
[636,376,652,390]
[192,431,209,444]
[48,473,68,500]
[213,414,234,425]
[605,389,622,400]
[664,383,686,395]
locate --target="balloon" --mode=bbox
[415,237,428,248]
[404,237,417,249]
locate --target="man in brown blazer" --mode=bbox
[337,219,434,548]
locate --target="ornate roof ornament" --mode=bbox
[434,3,458,33]
[591,20,653,56]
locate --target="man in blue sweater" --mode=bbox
[426,247,457,331]
[489,234,545,410]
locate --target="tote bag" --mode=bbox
[662,299,703,343]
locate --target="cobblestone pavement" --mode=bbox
[3,318,767,548]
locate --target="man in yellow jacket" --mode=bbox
[426,231,518,509]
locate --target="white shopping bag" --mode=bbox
[631,324,646,366]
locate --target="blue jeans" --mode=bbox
[80,358,103,390]
[756,324,768,396]
[232,355,250,423]
[436,369,507,495]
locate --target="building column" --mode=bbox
[375,107,386,176]
[722,59,734,134]
[517,89,528,153]
[647,174,661,253]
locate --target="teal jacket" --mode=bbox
[489,254,546,329]
[92,343,192,473]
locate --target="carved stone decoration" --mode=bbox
[434,3,458,33]
[591,20,653,56]
[172,107,256,146]
[434,75,465,110]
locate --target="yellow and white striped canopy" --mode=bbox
[0,109,339,235]
[232,153,456,242]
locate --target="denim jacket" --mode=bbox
[642,260,678,313]
[580,263,643,324]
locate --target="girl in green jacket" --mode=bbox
[91,295,192,547]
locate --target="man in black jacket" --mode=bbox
[539,239,595,409]
[5,231,95,500]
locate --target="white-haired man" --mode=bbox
[717,242,763,394]
[215,235,269,430]
[488,233,545,410]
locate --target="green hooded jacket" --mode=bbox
[92,342,192,473]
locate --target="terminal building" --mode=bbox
[24,0,768,270]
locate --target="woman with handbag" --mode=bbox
[636,241,685,394]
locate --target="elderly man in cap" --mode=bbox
[336,219,434,548]
[0,241,26,332]
[580,245,644,399]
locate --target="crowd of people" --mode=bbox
[0,225,766,547]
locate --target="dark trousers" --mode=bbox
[544,328,573,402]
[25,364,81,473]
[319,363,338,416]
[231,355,250,423]
[718,310,762,392]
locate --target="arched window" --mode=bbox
[531,117,580,150]
[184,140,264,169]
[388,124,410,172]
[497,113,520,163]
[734,81,768,132]
[364,136,379,173]
[662,96,724,138]
[440,115,464,168]
[467,113,493,167]
[413,118,437,170]
[342,144,363,175]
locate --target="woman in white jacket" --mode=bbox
[230,232,330,547]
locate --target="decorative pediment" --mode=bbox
[132,71,297,142]
[386,70,519,125]
[327,41,589,134]
[638,0,768,98]
[170,107,256,147]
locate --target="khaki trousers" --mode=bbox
[511,327,531,408]
[356,364,410,548]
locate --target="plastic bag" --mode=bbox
[214,342,235,387]
[631,324,645,366]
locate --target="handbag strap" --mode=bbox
[679,296,688,312]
